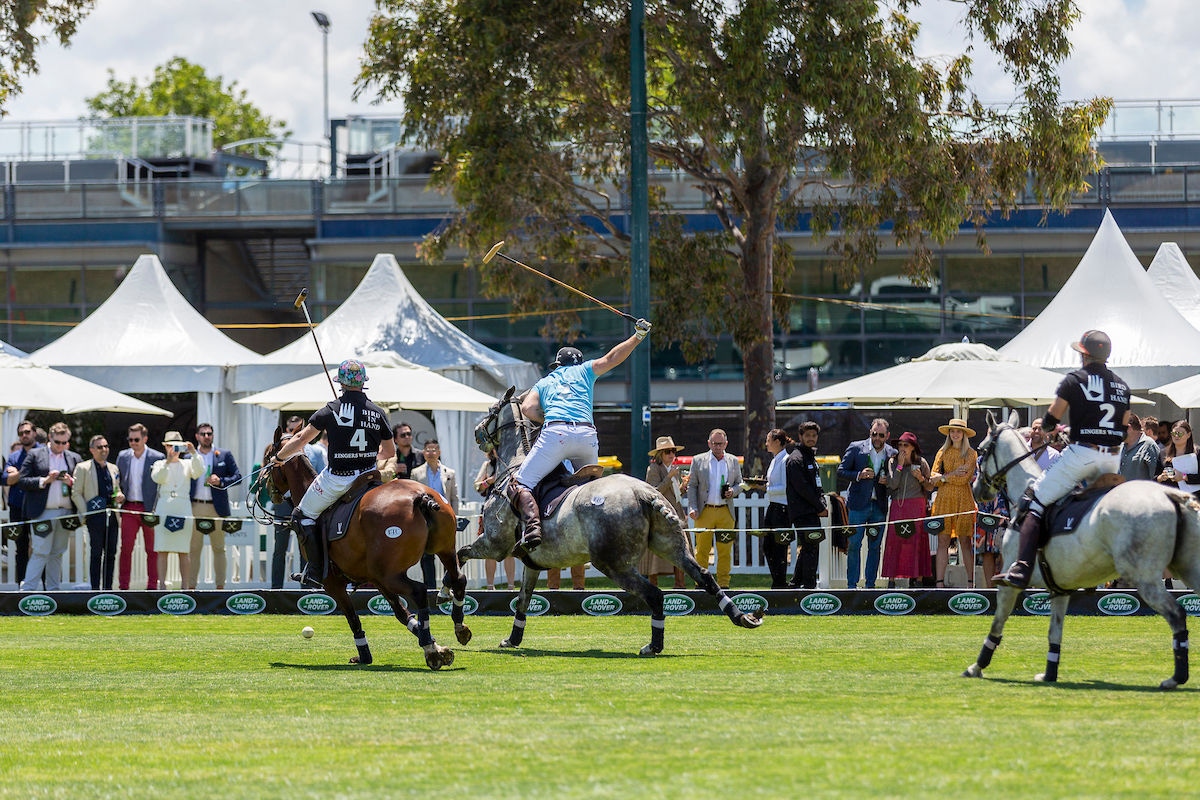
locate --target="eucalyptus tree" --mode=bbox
[0,0,94,111]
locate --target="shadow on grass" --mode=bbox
[269,661,464,673]
[489,647,693,659]
[982,675,1172,693]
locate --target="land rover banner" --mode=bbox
[0,589,1190,616]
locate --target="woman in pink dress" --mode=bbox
[881,431,933,588]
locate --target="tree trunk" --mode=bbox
[740,210,776,479]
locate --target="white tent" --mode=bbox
[233,254,540,499]
[997,210,1200,389]
[0,353,173,416]
[0,338,27,358]
[780,342,1072,416]
[235,351,497,412]
[1147,243,1200,331]
[29,255,275,496]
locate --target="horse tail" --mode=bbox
[414,490,457,544]
[1167,489,1200,563]
[639,489,678,543]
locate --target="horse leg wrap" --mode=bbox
[977,634,1002,670]
[1174,630,1189,685]
[650,616,665,653]
[1043,642,1061,683]
[507,614,526,647]
[415,609,433,647]
[716,593,739,621]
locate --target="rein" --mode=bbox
[978,426,1048,503]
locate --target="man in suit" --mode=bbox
[72,434,123,590]
[18,422,82,591]
[686,428,743,589]
[186,422,241,590]
[4,419,40,588]
[412,439,458,589]
[116,423,165,590]
[837,418,896,589]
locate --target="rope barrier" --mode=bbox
[691,508,985,537]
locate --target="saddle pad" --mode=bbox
[535,463,603,520]
[320,482,376,542]
[1044,485,1114,539]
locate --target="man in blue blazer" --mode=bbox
[836,418,896,589]
[116,423,165,590]
[186,423,241,589]
[17,422,82,591]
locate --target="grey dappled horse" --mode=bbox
[458,388,763,655]
[967,410,1200,689]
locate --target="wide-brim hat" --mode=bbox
[895,431,921,455]
[938,418,976,437]
[648,435,684,457]
[163,431,184,444]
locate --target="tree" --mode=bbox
[85,56,289,151]
[356,0,1109,470]
[0,0,94,112]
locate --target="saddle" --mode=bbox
[1039,473,1125,544]
[534,463,605,520]
[318,469,383,543]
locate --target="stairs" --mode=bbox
[243,238,311,303]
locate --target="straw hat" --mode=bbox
[163,431,184,444]
[938,418,976,437]
[648,435,684,457]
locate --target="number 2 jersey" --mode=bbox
[308,390,390,473]
[1056,362,1130,447]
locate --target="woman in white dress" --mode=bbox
[151,431,205,589]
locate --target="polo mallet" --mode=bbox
[293,288,339,401]
[482,241,638,324]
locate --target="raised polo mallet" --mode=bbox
[293,288,339,401]
[482,241,638,324]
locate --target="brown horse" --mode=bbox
[262,429,471,669]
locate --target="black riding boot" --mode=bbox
[290,510,324,589]
[993,511,1041,589]
[508,483,543,554]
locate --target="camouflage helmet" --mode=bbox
[336,359,368,389]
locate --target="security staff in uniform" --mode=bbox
[274,359,394,587]
[994,330,1131,588]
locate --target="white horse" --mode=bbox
[458,388,763,656]
[965,410,1200,689]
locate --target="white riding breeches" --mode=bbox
[1030,443,1121,511]
[298,468,365,517]
[515,422,599,490]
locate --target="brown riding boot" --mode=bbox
[993,511,1041,589]
[509,483,543,553]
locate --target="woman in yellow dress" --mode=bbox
[928,418,978,588]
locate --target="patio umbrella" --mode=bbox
[234,351,497,412]
[0,353,172,415]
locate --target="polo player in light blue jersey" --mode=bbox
[510,318,652,553]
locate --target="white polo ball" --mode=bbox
[301,626,314,639]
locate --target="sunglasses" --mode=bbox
[51,439,70,445]
[128,438,142,443]
[197,431,213,436]
[396,432,413,438]
[870,433,887,438]
[93,444,109,449]
[1173,430,1188,438]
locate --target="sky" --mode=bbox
[1,0,1191,149]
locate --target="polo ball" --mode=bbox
[301,626,314,639]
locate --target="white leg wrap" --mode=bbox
[651,618,666,629]
[984,638,998,651]
[354,636,368,647]
[407,618,420,633]
[718,595,733,612]
[1046,651,1060,662]
[513,618,526,629]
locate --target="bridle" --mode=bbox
[475,389,541,514]
[976,423,1048,503]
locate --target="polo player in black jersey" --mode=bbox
[994,330,1131,589]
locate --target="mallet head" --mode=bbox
[482,241,505,265]
[293,288,309,309]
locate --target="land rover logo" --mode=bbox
[296,594,336,615]
[367,594,402,615]
[799,593,842,616]
[1097,593,1140,616]
[87,594,127,616]
[18,594,56,616]
[225,593,267,615]
[662,593,695,616]
[873,592,917,616]
[1022,592,1052,616]
[731,593,768,615]
[947,592,990,616]
[157,593,197,616]
[1178,594,1200,616]
[581,594,623,616]
[511,594,551,616]
[438,595,479,616]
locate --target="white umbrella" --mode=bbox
[781,342,1071,415]
[1150,373,1200,409]
[0,354,172,415]
[234,351,498,412]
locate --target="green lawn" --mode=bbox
[1,613,1196,799]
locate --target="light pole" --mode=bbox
[310,11,331,169]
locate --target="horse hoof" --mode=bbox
[455,626,473,646]
[1034,672,1056,683]
[962,664,982,678]
[350,655,373,665]
[638,643,662,657]
[737,613,764,629]
[500,638,517,649]
[1160,678,1179,690]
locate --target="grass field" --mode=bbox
[2,612,1197,799]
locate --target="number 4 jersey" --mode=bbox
[309,390,390,473]
[1056,362,1130,447]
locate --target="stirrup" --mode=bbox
[291,570,324,590]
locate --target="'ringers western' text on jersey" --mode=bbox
[1056,363,1130,447]
[308,390,390,473]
